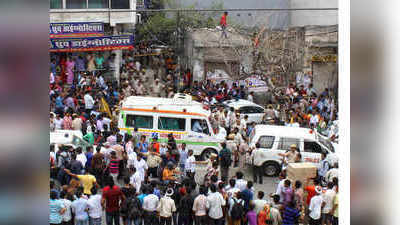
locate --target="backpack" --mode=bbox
[220,149,232,167]
[230,199,244,220]
[127,197,142,218]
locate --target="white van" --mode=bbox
[50,130,91,153]
[118,96,221,160]
[249,125,338,176]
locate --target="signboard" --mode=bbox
[50,22,104,38]
[49,35,134,52]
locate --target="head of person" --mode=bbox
[124,176,130,185]
[284,179,291,188]
[313,178,320,186]
[140,135,146,142]
[212,161,219,169]
[188,149,194,156]
[247,181,253,189]
[167,161,174,170]
[295,180,302,189]
[224,11,228,16]
[229,178,236,188]
[181,143,186,150]
[290,144,297,152]
[272,194,280,203]
[321,152,327,160]
[257,191,265,199]
[136,153,142,161]
[327,182,334,190]
[210,175,219,184]
[50,191,58,200]
[221,142,226,149]
[236,171,244,179]
[210,184,217,193]
[110,151,116,158]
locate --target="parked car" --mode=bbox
[223,99,265,124]
[249,125,338,176]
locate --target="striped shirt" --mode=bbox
[109,159,120,174]
[282,206,300,225]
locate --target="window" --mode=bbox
[278,137,300,151]
[304,140,323,153]
[89,0,109,8]
[239,106,264,114]
[66,0,87,9]
[111,0,130,9]
[159,117,185,131]
[126,115,153,129]
[191,119,210,135]
[258,136,275,149]
[50,0,63,9]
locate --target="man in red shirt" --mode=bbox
[304,178,320,223]
[220,11,228,39]
[102,176,125,225]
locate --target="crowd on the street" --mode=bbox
[50,48,339,225]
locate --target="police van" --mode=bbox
[249,125,338,176]
[118,96,222,160]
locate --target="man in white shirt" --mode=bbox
[206,184,226,224]
[87,188,102,225]
[84,91,95,115]
[134,154,148,182]
[309,186,325,225]
[157,188,176,225]
[143,188,160,225]
[225,179,240,199]
[309,110,320,128]
[76,147,87,172]
[185,149,197,179]
[130,166,142,194]
[71,192,89,225]
[275,172,287,203]
[322,182,336,225]
[234,171,248,192]
[215,126,227,140]
[60,192,73,225]
[193,186,208,225]
[252,191,268,215]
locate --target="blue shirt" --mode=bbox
[138,193,148,206]
[137,142,149,154]
[85,152,93,168]
[241,188,253,211]
[55,96,64,109]
[282,206,300,225]
[71,197,89,221]
[49,199,64,224]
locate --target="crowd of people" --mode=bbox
[49,46,339,225]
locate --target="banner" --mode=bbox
[50,22,104,38]
[49,35,134,52]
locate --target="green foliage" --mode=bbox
[135,0,225,45]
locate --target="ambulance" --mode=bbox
[118,96,222,160]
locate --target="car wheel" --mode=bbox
[201,148,218,161]
[263,161,280,177]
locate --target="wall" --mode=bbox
[289,0,338,27]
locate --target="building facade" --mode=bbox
[50,0,139,81]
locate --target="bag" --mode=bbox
[220,149,232,167]
[230,199,244,220]
[127,197,142,218]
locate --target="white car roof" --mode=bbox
[254,125,316,140]
[223,99,264,110]
[122,96,211,117]
[50,130,83,144]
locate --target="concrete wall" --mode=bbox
[289,0,338,27]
